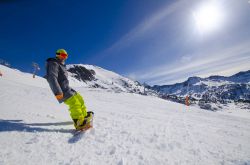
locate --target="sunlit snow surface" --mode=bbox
[0,65,250,165]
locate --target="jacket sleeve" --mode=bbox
[46,61,63,95]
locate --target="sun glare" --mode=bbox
[193,2,223,34]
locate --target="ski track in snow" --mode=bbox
[1,67,250,165]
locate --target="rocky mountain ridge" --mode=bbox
[151,70,250,110]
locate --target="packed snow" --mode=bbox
[0,64,250,165]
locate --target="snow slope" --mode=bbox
[1,64,250,165]
[66,64,147,94]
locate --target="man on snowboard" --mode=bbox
[45,49,93,130]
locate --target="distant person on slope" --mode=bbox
[45,49,93,130]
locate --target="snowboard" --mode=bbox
[68,112,94,143]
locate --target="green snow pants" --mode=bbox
[64,93,87,120]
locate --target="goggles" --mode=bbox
[56,52,68,59]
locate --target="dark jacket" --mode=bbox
[45,58,76,103]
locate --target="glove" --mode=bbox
[55,94,64,100]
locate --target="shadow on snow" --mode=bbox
[0,120,91,143]
[0,119,73,134]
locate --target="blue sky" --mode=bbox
[1,0,250,85]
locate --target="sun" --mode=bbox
[193,2,223,34]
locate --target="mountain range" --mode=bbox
[66,64,250,110]
[0,63,249,110]
[151,70,250,110]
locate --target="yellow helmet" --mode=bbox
[56,49,68,60]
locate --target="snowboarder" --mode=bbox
[45,49,93,130]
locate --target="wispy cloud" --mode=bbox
[131,39,250,85]
[95,0,187,58]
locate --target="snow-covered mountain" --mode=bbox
[152,70,250,110]
[66,64,153,95]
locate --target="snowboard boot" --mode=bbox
[73,111,94,130]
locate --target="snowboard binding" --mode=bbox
[74,111,94,131]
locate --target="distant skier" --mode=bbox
[45,49,93,130]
